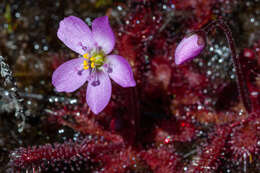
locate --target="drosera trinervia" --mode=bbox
[52,16,136,114]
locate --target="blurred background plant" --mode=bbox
[0,0,259,172]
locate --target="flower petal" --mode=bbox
[174,34,205,65]
[52,58,89,92]
[57,16,95,55]
[106,55,136,87]
[92,16,115,54]
[86,71,112,114]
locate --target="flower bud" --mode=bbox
[174,33,205,65]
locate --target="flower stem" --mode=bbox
[127,87,140,146]
[202,19,252,113]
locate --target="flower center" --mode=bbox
[82,51,105,70]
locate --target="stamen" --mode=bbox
[90,57,95,61]
[91,62,95,68]
[83,60,89,70]
[83,53,89,59]
[82,51,105,70]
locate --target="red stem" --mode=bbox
[127,87,140,146]
[203,19,252,113]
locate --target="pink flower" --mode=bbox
[174,34,205,65]
[52,16,136,114]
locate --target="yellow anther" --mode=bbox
[83,53,89,59]
[83,60,88,65]
[83,60,89,70]
[90,57,95,61]
[91,62,95,68]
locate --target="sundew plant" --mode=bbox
[0,0,259,173]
